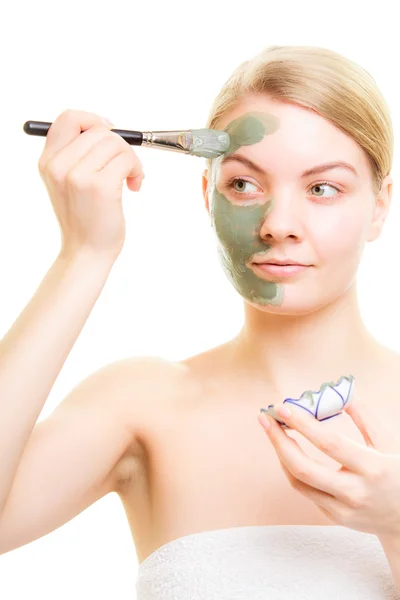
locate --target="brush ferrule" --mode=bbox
[141,131,193,154]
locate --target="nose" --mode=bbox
[259,191,304,243]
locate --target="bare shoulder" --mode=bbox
[372,343,400,380]
[98,354,195,420]
[382,346,400,392]
[360,343,400,409]
[99,355,197,431]
[66,355,188,411]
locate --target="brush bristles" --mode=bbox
[189,129,230,159]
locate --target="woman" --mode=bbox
[0,45,399,598]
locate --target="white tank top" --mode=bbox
[136,525,398,599]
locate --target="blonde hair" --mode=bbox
[205,45,393,196]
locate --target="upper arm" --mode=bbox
[0,357,165,555]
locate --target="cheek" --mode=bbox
[310,208,369,263]
[210,188,263,249]
[218,215,257,247]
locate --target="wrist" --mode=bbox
[58,244,120,269]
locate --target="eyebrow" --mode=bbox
[220,153,359,178]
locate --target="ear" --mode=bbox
[202,168,210,214]
[367,175,393,242]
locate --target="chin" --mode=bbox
[244,290,339,316]
[246,300,322,316]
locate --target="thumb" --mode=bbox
[344,395,395,453]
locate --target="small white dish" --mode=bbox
[261,374,355,429]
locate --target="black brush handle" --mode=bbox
[23,121,144,146]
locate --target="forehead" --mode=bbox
[215,94,369,170]
[216,94,329,134]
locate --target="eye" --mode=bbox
[226,177,259,196]
[309,182,341,199]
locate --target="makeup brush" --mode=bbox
[23,120,230,159]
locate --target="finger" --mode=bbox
[68,133,143,182]
[259,414,310,459]
[41,125,118,179]
[278,458,342,520]
[39,110,114,167]
[274,402,375,474]
[344,397,395,453]
[126,174,145,192]
[344,400,375,448]
[261,414,345,499]
[98,151,144,191]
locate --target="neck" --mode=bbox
[234,282,377,397]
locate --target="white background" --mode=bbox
[0,0,399,598]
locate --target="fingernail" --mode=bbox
[102,118,115,127]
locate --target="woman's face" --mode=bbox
[202,94,392,314]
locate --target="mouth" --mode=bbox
[250,262,311,279]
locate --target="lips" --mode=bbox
[252,258,309,266]
[250,262,310,278]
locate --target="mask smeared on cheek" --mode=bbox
[209,112,284,306]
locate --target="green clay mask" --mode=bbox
[209,112,284,306]
[224,112,277,156]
